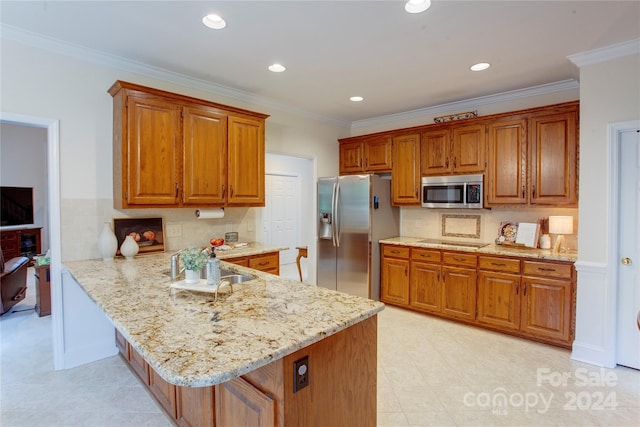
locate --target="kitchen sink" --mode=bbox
[164,268,255,283]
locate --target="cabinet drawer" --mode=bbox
[411,248,441,263]
[523,261,573,280]
[382,245,410,259]
[442,252,477,267]
[248,253,279,272]
[479,256,520,273]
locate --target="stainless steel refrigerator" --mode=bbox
[317,174,399,300]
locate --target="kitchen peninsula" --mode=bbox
[63,248,383,427]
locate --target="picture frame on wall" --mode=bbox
[113,217,165,256]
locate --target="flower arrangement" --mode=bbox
[181,247,208,271]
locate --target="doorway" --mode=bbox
[0,113,62,369]
[614,124,640,369]
[262,153,314,283]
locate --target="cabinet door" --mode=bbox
[486,119,527,206]
[477,271,520,331]
[215,377,275,427]
[125,93,182,206]
[149,368,177,419]
[420,128,450,175]
[176,385,215,427]
[182,106,227,205]
[442,266,476,321]
[410,261,442,313]
[128,344,150,385]
[248,252,280,275]
[365,136,392,172]
[391,134,421,205]
[227,115,265,206]
[339,141,365,174]
[381,257,410,305]
[529,111,578,205]
[521,277,572,342]
[451,124,486,173]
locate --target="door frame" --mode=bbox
[606,119,640,366]
[1,112,63,370]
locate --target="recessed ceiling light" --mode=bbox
[405,0,431,14]
[470,62,491,71]
[350,96,364,102]
[268,63,286,73]
[202,14,226,30]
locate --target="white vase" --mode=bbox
[184,268,201,284]
[539,234,551,249]
[120,235,139,260]
[98,221,118,261]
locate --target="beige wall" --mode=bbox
[577,53,640,262]
[1,38,346,261]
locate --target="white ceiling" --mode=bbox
[1,1,639,125]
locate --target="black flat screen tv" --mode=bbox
[1,186,35,227]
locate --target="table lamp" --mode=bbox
[549,216,573,253]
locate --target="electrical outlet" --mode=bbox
[247,222,254,232]
[293,356,309,392]
[166,224,182,237]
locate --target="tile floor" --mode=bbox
[1,267,638,426]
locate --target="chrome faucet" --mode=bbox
[170,249,184,281]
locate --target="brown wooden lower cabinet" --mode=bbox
[226,251,280,275]
[381,244,576,348]
[115,314,377,426]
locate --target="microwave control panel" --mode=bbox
[467,184,482,204]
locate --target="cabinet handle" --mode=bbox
[453,257,466,262]
[420,254,430,258]
[539,268,556,272]
[453,157,457,168]
[522,186,525,199]
[532,185,536,199]
[258,261,269,266]
[230,185,234,197]
[516,283,519,294]
[446,157,449,168]
[491,262,507,267]
[222,185,226,198]
[175,183,179,198]
[391,250,400,254]
[405,266,408,276]
[523,283,527,296]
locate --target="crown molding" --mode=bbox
[568,38,640,68]
[0,24,351,128]
[350,79,579,130]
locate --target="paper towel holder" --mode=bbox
[195,208,225,219]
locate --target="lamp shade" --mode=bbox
[548,216,573,235]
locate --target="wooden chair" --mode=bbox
[0,251,30,315]
[295,246,308,282]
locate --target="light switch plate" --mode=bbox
[166,224,182,237]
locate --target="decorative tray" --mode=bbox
[170,279,230,293]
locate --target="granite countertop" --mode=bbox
[213,242,288,259]
[63,246,384,387]
[379,236,578,262]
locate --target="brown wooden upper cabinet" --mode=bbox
[391,133,421,205]
[486,104,578,207]
[109,81,268,209]
[421,123,486,176]
[339,135,392,174]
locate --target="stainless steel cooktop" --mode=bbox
[418,238,490,249]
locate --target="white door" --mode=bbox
[264,174,299,265]
[616,127,640,369]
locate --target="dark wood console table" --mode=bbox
[0,227,42,265]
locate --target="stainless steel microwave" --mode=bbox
[421,174,484,209]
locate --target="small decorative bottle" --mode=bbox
[98,221,118,261]
[120,235,139,260]
[206,247,221,286]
